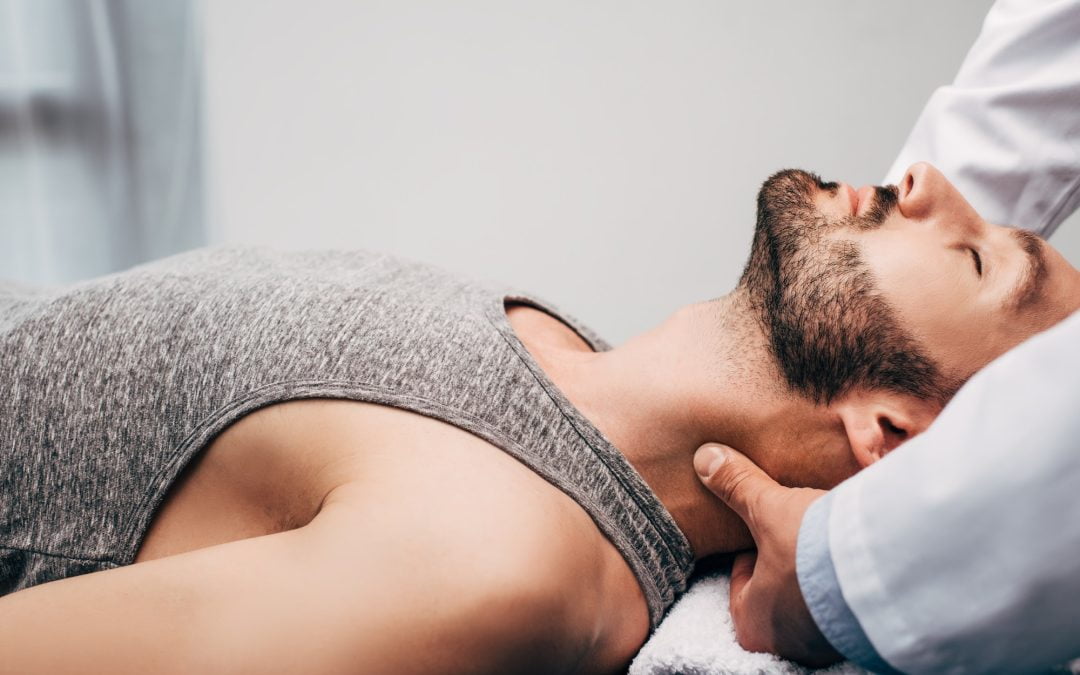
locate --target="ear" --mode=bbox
[831,389,940,468]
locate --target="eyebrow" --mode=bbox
[1008,229,1048,312]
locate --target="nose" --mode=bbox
[896,162,938,219]
[896,162,983,232]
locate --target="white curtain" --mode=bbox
[0,0,204,284]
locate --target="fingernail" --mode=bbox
[695,444,726,478]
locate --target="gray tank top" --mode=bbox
[0,247,692,626]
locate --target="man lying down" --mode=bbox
[2,162,1078,674]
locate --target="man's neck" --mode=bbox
[514,292,849,558]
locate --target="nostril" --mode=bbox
[903,172,915,197]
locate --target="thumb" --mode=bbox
[694,443,781,527]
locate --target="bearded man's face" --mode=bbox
[739,168,953,404]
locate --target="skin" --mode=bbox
[0,163,1076,673]
[829,162,1077,383]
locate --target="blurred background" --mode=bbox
[3,0,1078,343]
[0,1,203,283]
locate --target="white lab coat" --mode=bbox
[884,0,1080,237]
[828,0,1080,671]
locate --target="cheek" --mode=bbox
[862,237,989,374]
[877,251,964,318]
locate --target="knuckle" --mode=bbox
[733,621,768,654]
[744,489,770,525]
[718,466,756,503]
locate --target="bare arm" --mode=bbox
[0,488,582,674]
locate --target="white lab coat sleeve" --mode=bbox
[798,492,898,673]
[883,0,1080,237]
[823,309,1080,673]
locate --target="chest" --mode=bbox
[132,398,633,574]
[135,305,592,563]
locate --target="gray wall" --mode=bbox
[204,1,1080,344]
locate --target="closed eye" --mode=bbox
[970,248,983,277]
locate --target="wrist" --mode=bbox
[796,493,899,673]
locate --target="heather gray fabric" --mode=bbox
[0,247,693,626]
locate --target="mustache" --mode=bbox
[859,184,899,228]
[809,175,900,228]
[752,169,901,239]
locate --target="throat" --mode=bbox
[506,301,766,558]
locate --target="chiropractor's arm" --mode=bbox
[883,0,1080,236]
[697,309,1080,672]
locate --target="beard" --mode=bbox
[738,169,951,405]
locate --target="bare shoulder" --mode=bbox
[309,418,622,672]
[291,400,653,672]
[303,485,601,673]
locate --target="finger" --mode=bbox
[729,550,757,605]
[694,443,781,526]
[728,551,763,652]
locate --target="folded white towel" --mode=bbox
[631,571,1080,675]
[629,571,867,675]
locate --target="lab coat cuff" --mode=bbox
[797,493,901,674]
